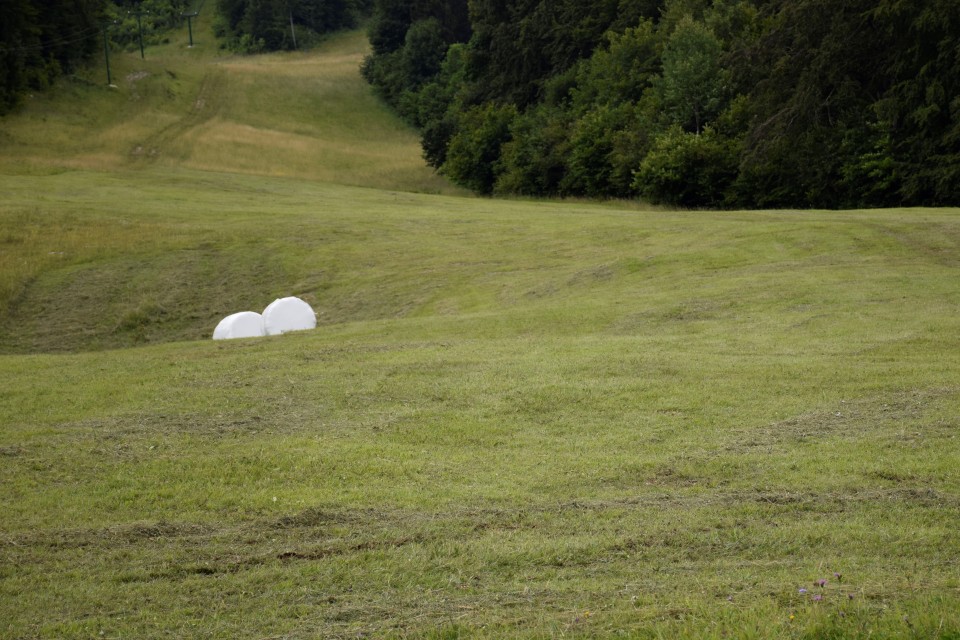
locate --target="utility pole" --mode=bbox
[182,11,199,47]
[129,8,149,59]
[289,10,297,50]
[102,21,117,86]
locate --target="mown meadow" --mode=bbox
[1,13,958,640]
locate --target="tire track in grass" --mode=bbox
[5,485,955,555]
[129,68,227,162]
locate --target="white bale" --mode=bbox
[262,296,316,336]
[213,311,266,340]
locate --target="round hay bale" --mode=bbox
[262,296,316,336]
[212,311,266,340]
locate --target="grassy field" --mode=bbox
[1,13,959,640]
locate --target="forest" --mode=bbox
[363,0,960,208]
[1,0,108,113]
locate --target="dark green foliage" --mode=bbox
[443,102,517,194]
[368,0,469,55]
[421,112,458,168]
[0,0,108,114]
[737,0,880,207]
[360,0,472,171]
[635,125,739,207]
[571,21,660,108]
[562,103,640,197]
[361,1,470,111]
[495,104,573,196]
[657,16,727,134]
[0,0,37,112]
[464,0,630,108]
[367,0,410,54]
[401,18,447,86]
[413,43,467,167]
[215,0,371,52]
[867,0,960,205]
[364,0,960,207]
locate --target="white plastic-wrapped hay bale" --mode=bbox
[212,311,266,340]
[262,296,316,336]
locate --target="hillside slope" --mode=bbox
[0,19,459,352]
[0,21,453,194]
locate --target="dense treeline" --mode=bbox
[1,0,108,114]
[214,0,372,53]
[363,0,960,208]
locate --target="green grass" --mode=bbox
[1,16,959,640]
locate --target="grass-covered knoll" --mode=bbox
[1,15,959,640]
[1,167,959,637]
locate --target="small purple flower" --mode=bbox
[816,579,828,588]
[847,593,855,600]
[798,588,808,594]
[834,572,842,582]
[813,594,823,602]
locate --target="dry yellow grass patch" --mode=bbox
[177,118,451,192]
[218,52,362,75]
